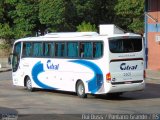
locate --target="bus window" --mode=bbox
[109,38,142,53]
[33,42,43,57]
[93,42,103,58]
[80,42,92,58]
[43,42,54,57]
[55,42,66,57]
[12,42,21,72]
[67,42,78,58]
[22,42,32,57]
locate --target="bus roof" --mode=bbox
[15,32,141,42]
[42,32,99,38]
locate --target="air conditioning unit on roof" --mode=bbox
[99,24,125,35]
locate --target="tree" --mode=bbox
[73,0,118,27]
[6,0,39,38]
[92,0,118,25]
[0,0,14,41]
[39,0,77,32]
[0,0,145,41]
[73,0,94,24]
[114,0,144,33]
[0,23,14,41]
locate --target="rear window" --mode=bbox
[109,38,142,53]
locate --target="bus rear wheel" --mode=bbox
[26,77,34,92]
[76,81,87,98]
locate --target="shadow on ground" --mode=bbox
[21,83,160,101]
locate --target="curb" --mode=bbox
[146,70,160,82]
[0,68,11,73]
[145,77,160,80]
[145,80,160,84]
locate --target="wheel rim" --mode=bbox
[78,83,84,95]
[27,79,32,90]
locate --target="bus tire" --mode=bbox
[26,77,34,92]
[76,81,87,98]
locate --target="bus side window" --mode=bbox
[55,42,66,57]
[80,43,84,58]
[43,42,54,57]
[67,42,78,58]
[33,42,43,57]
[22,42,32,57]
[93,42,103,58]
[80,42,93,58]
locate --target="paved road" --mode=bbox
[0,71,160,120]
[0,71,12,80]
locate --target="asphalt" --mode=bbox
[0,67,159,84]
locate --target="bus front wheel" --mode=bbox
[76,81,87,98]
[26,77,34,92]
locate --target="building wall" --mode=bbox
[146,0,160,70]
[147,33,160,69]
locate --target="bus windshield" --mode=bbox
[109,38,142,53]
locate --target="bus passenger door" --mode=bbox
[11,42,22,86]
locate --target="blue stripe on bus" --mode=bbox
[70,60,103,94]
[32,60,103,93]
[31,61,57,89]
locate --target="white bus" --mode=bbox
[11,25,145,98]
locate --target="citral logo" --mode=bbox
[47,60,59,70]
[120,63,138,70]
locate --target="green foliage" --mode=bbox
[0,0,145,43]
[0,42,10,49]
[7,0,39,38]
[77,21,97,32]
[91,0,118,25]
[39,0,76,32]
[114,0,144,33]
[0,23,14,40]
[73,0,94,23]
[39,0,64,25]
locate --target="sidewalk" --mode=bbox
[145,69,160,84]
[0,67,11,73]
[0,57,11,72]
[146,69,160,80]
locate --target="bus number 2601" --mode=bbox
[123,72,131,77]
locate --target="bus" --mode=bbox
[10,25,145,98]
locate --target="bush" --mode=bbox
[76,21,97,32]
[0,43,10,50]
[0,23,14,40]
[0,43,11,57]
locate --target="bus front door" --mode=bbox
[12,42,22,85]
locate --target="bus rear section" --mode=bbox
[106,36,145,93]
